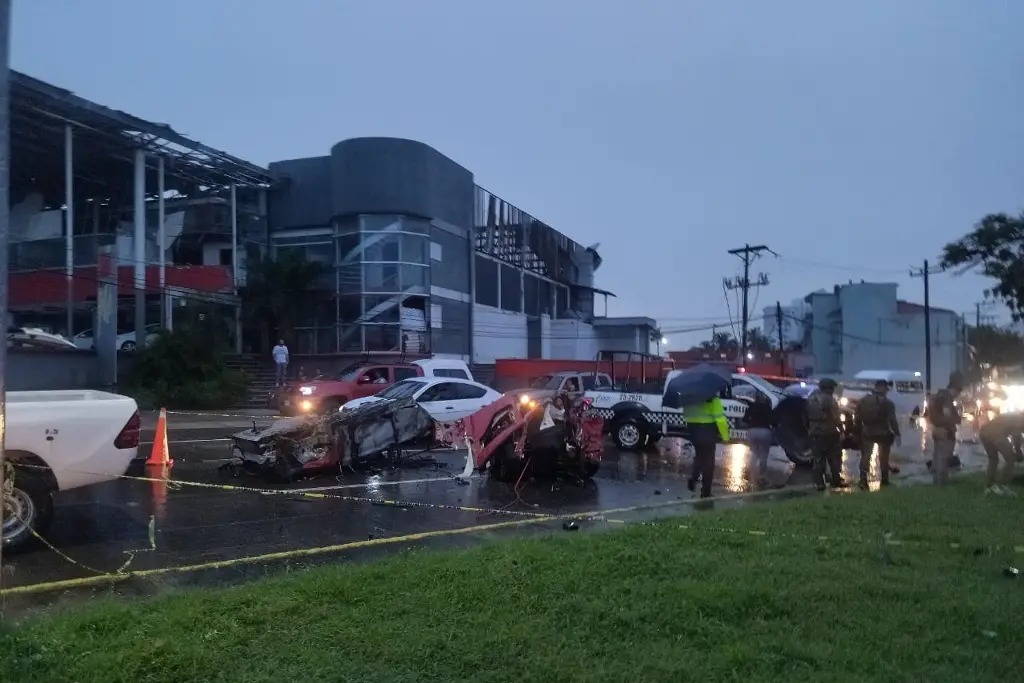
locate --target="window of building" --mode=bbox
[430,303,442,329]
[219,248,233,266]
[364,324,401,351]
[362,295,400,324]
[401,264,428,289]
[363,234,400,262]
[475,256,498,307]
[364,263,400,292]
[361,215,403,232]
[401,234,429,263]
[430,241,443,261]
[500,265,521,312]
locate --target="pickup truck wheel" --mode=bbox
[2,471,55,551]
[612,417,647,452]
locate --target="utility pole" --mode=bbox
[910,260,945,395]
[0,0,12,596]
[775,301,785,374]
[725,243,773,361]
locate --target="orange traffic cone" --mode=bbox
[146,407,173,468]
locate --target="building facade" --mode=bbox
[761,298,810,349]
[268,137,655,363]
[801,281,966,386]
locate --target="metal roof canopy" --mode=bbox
[10,70,275,202]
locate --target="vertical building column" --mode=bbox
[230,183,241,353]
[157,155,168,330]
[64,124,74,336]
[133,148,147,345]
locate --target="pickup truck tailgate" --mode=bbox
[6,390,141,491]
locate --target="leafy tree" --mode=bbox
[941,212,1024,320]
[968,325,1024,369]
[126,319,248,409]
[240,253,331,351]
[694,329,772,355]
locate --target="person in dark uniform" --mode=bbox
[978,411,1024,495]
[805,377,847,491]
[855,379,901,489]
[927,372,964,485]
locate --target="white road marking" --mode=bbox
[140,438,233,446]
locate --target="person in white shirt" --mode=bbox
[272,340,289,386]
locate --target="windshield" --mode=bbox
[741,374,785,397]
[376,379,425,400]
[337,363,366,381]
[529,375,554,389]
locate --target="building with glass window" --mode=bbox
[268,137,658,362]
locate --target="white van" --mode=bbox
[845,370,926,417]
[414,358,474,381]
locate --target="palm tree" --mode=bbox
[240,253,330,352]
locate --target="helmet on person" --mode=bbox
[817,377,838,392]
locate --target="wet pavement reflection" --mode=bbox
[0,415,988,611]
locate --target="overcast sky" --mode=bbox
[11,1,1024,347]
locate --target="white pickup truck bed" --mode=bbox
[6,390,141,491]
[4,390,141,550]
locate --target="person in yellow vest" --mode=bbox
[685,395,732,498]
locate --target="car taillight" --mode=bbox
[114,410,142,449]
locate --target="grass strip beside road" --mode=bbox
[2,479,1022,682]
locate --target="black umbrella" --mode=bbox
[662,364,732,409]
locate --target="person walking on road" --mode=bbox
[272,339,290,387]
[927,372,963,485]
[685,394,732,499]
[805,378,847,491]
[978,411,1024,496]
[743,392,775,490]
[855,379,901,489]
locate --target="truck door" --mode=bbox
[354,366,392,398]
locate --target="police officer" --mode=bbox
[805,377,847,490]
[855,379,901,489]
[927,372,964,485]
[685,394,732,499]
[978,411,1024,495]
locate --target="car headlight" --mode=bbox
[299,400,313,412]
[299,385,315,396]
[519,393,531,405]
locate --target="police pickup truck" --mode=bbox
[583,371,815,465]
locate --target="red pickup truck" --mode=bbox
[279,359,472,415]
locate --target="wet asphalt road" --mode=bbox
[0,411,986,613]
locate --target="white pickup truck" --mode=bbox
[3,390,141,550]
[584,371,814,464]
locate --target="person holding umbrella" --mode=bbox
[663,365,732,499]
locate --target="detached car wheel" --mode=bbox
[2,470,55,551]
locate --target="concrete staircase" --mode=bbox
[224,355,277,410]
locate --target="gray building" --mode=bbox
[801,281,966,388]
[268,137,651,362]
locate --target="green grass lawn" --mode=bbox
[2,479,1023,682]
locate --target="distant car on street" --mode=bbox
[73,323,161,352]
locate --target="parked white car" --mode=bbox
[3,390,141,550]
[342,377,501,421]
[73,324,161,352]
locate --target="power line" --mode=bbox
[774,254,910,275]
